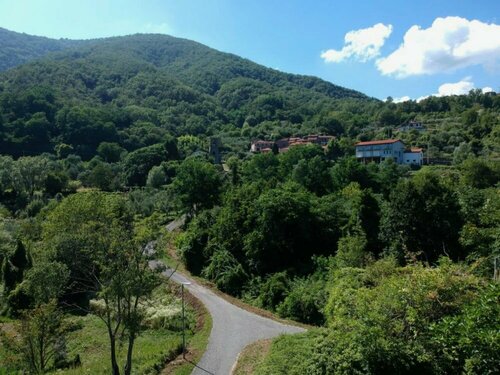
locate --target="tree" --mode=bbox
[85,162,116,191]
[460,158,499,189]
[19,301,66,374]
[42,192,162,375]
[3,240,30,296]
[42,192,134,307]
[291,156,331,195]
[173,158,222,216]
[44,172,69,196]
[22,261,69,305]
[97,142,125,163]
[89,223,162,375]
[380,170,463,262]
[146,166,166,188]
[14,156,50,197]
[123,144,168,186]
[336,230,368,268]
[453,142,473,165]
[330,157,375,192]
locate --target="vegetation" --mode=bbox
[0,29,498,374]
[0,28,82,72]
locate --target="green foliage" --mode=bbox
[177,209,217,274]
[42,192,134,306]
[314,259,484,374]
[336,231,368,268]
[431,283,500,375]
[123,144,168,186]
[259,272,290,310]
[97,142,126,163]
[276,274,328,325]
[380,169,463,262]
[255,330,320,375]
[173,158,222,215]
[201,248,248,295]
[0,27,81,71]
[44,171,69,196]
[22,261,69,305]
[460,158,499,189]
[146,165,167,188]
[19,301,66,373]
[2,239,31,314]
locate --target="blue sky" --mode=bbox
[0,0,499,100]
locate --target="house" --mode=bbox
[355,139,406,164]
[250,140,275,153]
[403,147,424,166]
[355,139,423,165]
[397,120,425,132]
[250,135,334,154]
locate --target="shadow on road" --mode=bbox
[187,359,215,375]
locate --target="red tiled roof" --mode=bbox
[408,147,423,153]
[355,139,402,146]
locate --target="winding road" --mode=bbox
[149,217,305,374]
[161,265,305,375]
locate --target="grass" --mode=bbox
[232,339,272,375]
[251,330,321,375]
[0,284,201,375]
[160,288,213,375]
[60,314,184,375]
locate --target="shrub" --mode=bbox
[259,272,290,310]
[202,248,248,295]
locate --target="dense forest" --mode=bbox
[0,28,83,72]
[0,30,499,374]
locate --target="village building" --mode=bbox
[397,120,425,132]
[355,139,423,166]
[250,135,334,154]
[403,147,424,166]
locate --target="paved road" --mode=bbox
[149,258,305,375]
[149,217,305,374]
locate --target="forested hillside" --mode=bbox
[0,28,82,72]
[0,30,499,374]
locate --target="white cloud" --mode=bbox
[321,23,393,63]
[393,96,411,103]
[437,78,475,96]
[416,95,430,103]
[142,22,172,35]
[377,16,500,77]
[399,79,496,102]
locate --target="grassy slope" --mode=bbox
[232,339,272,375]
[252,330,321,375]
[58,315,183,375]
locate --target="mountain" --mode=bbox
[0,28,83,71]
[0,31,374,158]
[0,32,368,100]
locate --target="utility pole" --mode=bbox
[181,282,191,359]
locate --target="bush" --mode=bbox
[259,272,290,310]
[431,283,500,374]
[277,276,327,325]
[309,259,486,374]
[201,248,248,295]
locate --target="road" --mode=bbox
[160,265,305,375]
[149,217,305,374]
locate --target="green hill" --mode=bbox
[0,32,372,158]
[0,27,82,71]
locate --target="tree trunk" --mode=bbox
[108,328,120,375]
[124,334,135,375]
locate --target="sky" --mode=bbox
[0,0,499,100]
